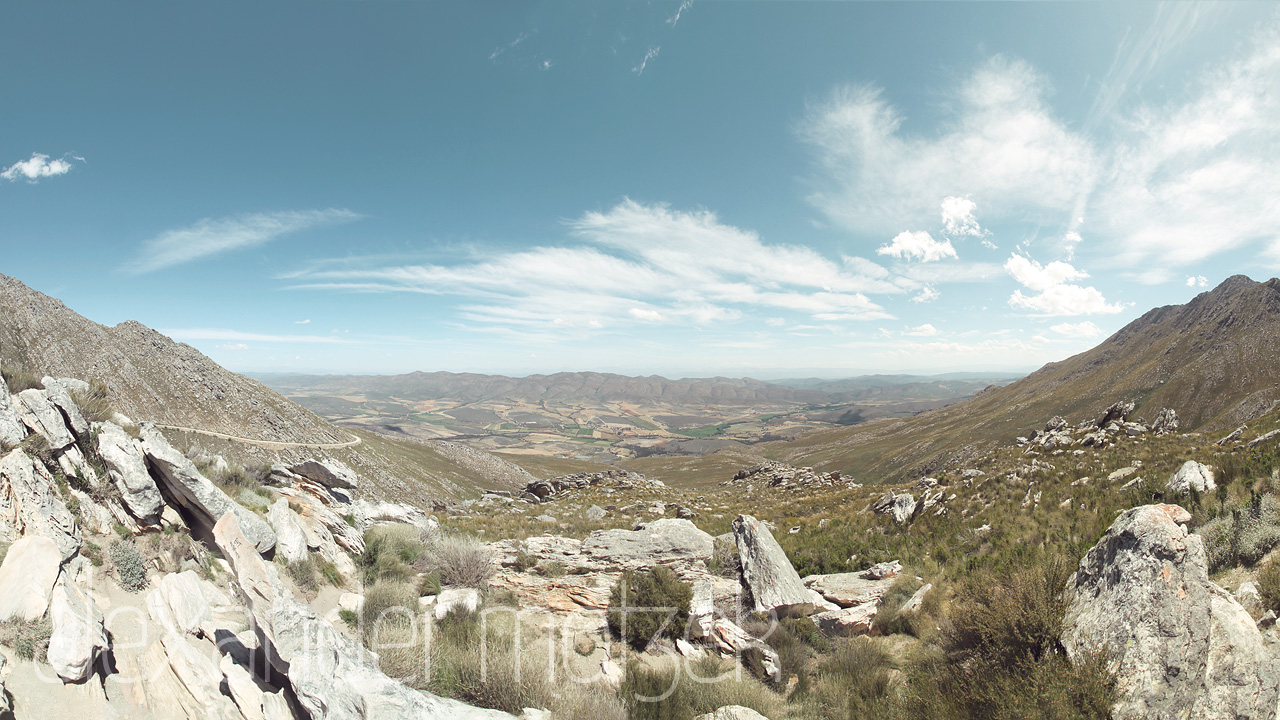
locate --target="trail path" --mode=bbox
[150,423,362,449]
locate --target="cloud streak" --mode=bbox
[124,209,359,274]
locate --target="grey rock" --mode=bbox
[94,420,164,524]
[289,458,359,490]
[213,513,515,720]
[580,518,713,573]
[1096,400,1135,427]
[355,500,433,530]
[1063,504,1280,720]
[0,449,82,560]
[1249,429,1280,448]
[1215,425,1247,447]
[707,619,781,683]
[803,572,896,608]
[1166,460,1216,496]
[0,365,26,446]
[0,535,62,621]
[47,578,109,682]
[864,560,902,580]
[40,380,89,438]
[140,423,276,554]
[1151,407,1179,436]
[813,601,877,637]
[269,498,310,564]
[733,514,821,617]
[434,588,483,620]
[899,583,933,614]
[15,388,75,449]
[694,707,770,720]
[585,505,607,521]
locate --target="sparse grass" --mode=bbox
[70,381,114,424]
[1,366,43,393]
[621,655,785,720]
[803,637,898,720]
[419,533,494,589]
[0,617,53,660]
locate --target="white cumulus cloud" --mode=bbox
[911,286,940,303]
[1005,254,1122,316]
[1186,275,1209,287]
[940,197,984,237]
[1049,321,1103,338]
[905,323,939,337]
[877,231,957,262]
[1,153,80,182]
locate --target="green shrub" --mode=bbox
[81,540,104,567]
[744,616,813,693]
[1200,493,1280,572]
[339,609,359,627]
[534,560,565,578]
[110,540,148,592]
[621,656,784,720]
[805,637,898,720]
[418,571,442,597]
[0,617,53,660]
[872,575,924,636]
[1258,560,1280,613]
[361,524,432,584]
[902,555,1116,720]
[607,565,692,649]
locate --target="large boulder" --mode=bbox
[213,513,516,720]
[1063,504,1280,720]
[1166,461,1215,496]
[268,498,310,564]
[813,601,878,637]
[140,423,276,554]
[40,380,89,438]
[732,514,822,617]
[14,388,76,449]
[47,578,109,682]
[94,421,164,524]
[803,571,897,608]
[289,459,359,490]
[0,536,62,621]
[0,449,82,560]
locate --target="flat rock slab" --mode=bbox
[289,459,359,490]
[580,518,713,571]
[803,572,896,608]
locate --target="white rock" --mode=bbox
[289,459,359,490]
[0,449,81,560]
[435,587,483,620]
[94,421,163,524]
[146,571,213,637]
[813,601,878,637]
[0,366,27,446]
[600,660,624,688]
[0,535,62,620]
[733,514,822,617]
[220,654,267,720]
[1166,460,1216,495]
[694,706,770,720]
[338,592,364,613]
[47,579,109,682]
[14,389,75,449]
[268,498,309,564]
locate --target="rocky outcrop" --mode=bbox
[725,461,848,490]
[1096,400,1135,428]
[0,449,81,560]
[289,459,359,490]
[0,366,26,446]
[14,389,76,449]
[355,499,435,531]
[812,601,878,637]
[40,381,89,439]
[732,514,824,617]
[0,536,62,621]
[268,498,309,564]
[213,513,516,720]
[1151,407,1179,436]
[804,570,897,608]
[94,421,163,524]
[47,579,109,682]
[1063,504,1279,720]
[140,423,276,554]
[525,470,658,500]
[708,619,781,683]
[1166,461,1215,496]
[871,491,916,523]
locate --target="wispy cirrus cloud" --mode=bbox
[2,152,82,182]
[285,199,903,332]
[123,209,359,275]
[632,46,660,75]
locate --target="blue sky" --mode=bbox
[3,1,1279,377]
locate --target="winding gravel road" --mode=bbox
[150,423,362,449]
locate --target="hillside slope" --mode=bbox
[775,274,1280,482]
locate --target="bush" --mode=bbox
[902,555,1116,720]
[0,617,53,660]
[607,565,692,649]
[743,616,814,693]
[709,535,741,579]
[1258,560,1280,613]
[872,575,924,636]
[420,534,494,589]
[81,540,104,567]
[110,540,148,592]
[361,524,433,584]
[534,560,565,578]
[621,655,784,720]
[1200,493,1280,572]
[805,637,898,720]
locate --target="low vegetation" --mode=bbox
[109,539,149,592]
[607,566,692,650]
[0,617,53,661]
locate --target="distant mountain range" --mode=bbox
[255,370,1020,408]
[778,274,1280,482]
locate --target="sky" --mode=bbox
[3,1,1280,378]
